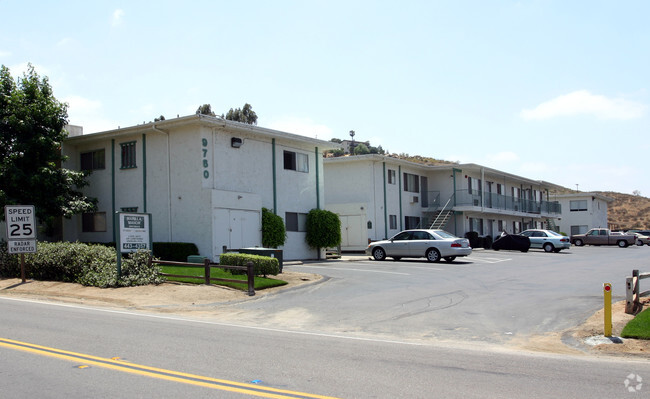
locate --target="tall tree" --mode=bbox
[225,103,258,125]
[0,64,96,232]
[196,104,216,116]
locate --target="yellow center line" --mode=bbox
[0,337,340,399]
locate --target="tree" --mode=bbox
[261,207,286,248]
[196,104,216,116]
[0,64,96,232]
[305,209,341,259]
[354,143,370,155]
[154,115,165,122]
[225,103,258,125]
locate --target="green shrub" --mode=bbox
[0,241,163,288]
[305,209,341,250]
[261,207,286,248]
[152,242,199,262]
[219,253,280,277]
[0,240,20,277]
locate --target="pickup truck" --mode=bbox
[570,228,636,248]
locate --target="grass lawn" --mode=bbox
[160,265,287,291]
[621,307,650,339]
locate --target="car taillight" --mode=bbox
[560,238,569,242]
[451,242,461,247]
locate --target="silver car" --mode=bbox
[519,229,571,252]
[365,229,472,262]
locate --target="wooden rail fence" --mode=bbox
[150,257,255,296]
[625,269,650,314]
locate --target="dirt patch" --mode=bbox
[0,271,322,312]
[509,300,650,358]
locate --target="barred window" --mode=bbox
[120,141,137,169]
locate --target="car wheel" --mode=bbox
[617,240,628,248]
[543,243,554,253]
[574,239,584,247]
[637,239,644,246]
[444,256,456,262]
[426,248,441,263]
[392,257,402,261]
[372,247,386,261]
[521,248,529,252]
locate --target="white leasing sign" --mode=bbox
[4,205,37,254]
[117,212,152,252]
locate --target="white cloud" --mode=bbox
[111,9,125,27]
[64,95,118,133]
[521,90,647,120]
[265,116,334,140]
[0,50,11,57]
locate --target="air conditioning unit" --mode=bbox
[411,196,419,204]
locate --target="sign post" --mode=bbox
[4,205,37,283]
[115,212,152,278]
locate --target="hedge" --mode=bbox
[219,253,280,277]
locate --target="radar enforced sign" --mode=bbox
[116,212,152,253]
[4,205,37,254]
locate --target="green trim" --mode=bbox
[383,162,388,239]
[111,139,116,243]
[142,134,147,212]
[398,166,403,231]
[452,168,461,206]
[315,147,320,209]
[272,139,277,214]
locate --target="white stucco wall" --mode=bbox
[61,116,334,261]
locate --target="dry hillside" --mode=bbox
[596,191,650,230]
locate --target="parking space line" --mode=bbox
[298,265,411,275]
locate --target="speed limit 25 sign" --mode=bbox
[5,205,37,253]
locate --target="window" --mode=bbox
[285,212,307,232]
[120,141,137,169]
[469,218,484,235]
[387,169,396,184]
[468,177,481,195]
[411,231,432,240]
[82,212,107,232]
[80,149,105,171]
[571,225,588,235]
[403,173,419,193]
[512,221,521,234]
[405,216,420,229]
[389,215,397,229]
[570,200,588,211]
[283,151,309,173]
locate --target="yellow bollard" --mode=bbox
[603,283,612,337]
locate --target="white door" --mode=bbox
[340,215,366,250]
[213,209,261,256]
[230,210,261,249]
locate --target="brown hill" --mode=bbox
[596,191,650,230]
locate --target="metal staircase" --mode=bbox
[546,218,558,232]
[429,209,453,230]
[428,195,454,230]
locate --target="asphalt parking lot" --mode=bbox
[234,245,649,345]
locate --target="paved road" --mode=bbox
[1,296,649,398]
[231,245,645,345]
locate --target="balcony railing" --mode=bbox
[453,189,561,215]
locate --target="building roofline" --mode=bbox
[324,155,564,189]
[65,114,341,150]
[550,192,615,202]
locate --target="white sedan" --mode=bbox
[366,229,472,262]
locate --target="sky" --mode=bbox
[1,1,648,196]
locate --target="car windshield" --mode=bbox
[432,230,457,239]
